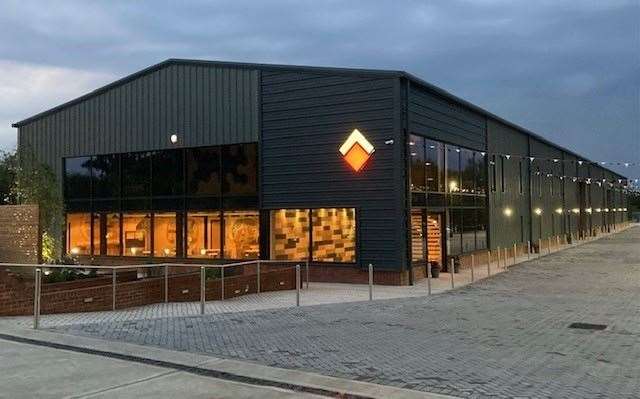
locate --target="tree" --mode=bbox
[11,147,64,262]
[0,150,18,204]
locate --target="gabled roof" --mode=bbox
[12,58,625,178]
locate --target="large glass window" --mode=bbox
[447,209,462,256]
[410,136,425,192]
[186,147,221,196]
[461,149,475,194]
[224,210,260,259]
[425,140,444,192]
[222,144,258,197]
[64,157,92,199]
[122,213,151,256]
[154,212,177,257]
[66,213,91,255]
[92,213,101,255]
[411,210,425,261]
[475,151,487,195]
[476,210,487,250]
[312,208,356,263]
[446,146,460,194]
[271,209,310,260]
[462,209,476,253]
[186,212,222,258]
[152,150,183,197]
[105,213,121,256]
[122,152,151,197]
[92,154,120,198]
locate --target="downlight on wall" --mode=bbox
[170,134,179,144]
[503,207,513,217]
[534,208,543,216]
[555,208,563,214]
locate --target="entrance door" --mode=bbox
[426,213,444,269]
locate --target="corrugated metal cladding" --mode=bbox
[409,84,486,151]
[260,70,406,270]
[17,64,259,180]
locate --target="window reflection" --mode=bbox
[152,150,183,197]
[187,212,221,258]
[223,144,257,196]
[461,149,475,194]
[410,136,425,192]
[224,211,259,259]
[425,140,444,193]
[65,157,92,199]
[312,208,356,262]
[67,213,91,255]
[92,154,120,198]
[186,147,221,196]
[122,213,151,256]
[154,212,177,257]
[122,152,151,197]
[105,213,121,256]
[271,209,310,260]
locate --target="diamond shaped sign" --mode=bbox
[339,129,375,172]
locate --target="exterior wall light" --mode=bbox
[623,208,628,211]
[571,208,580,214]
[586,208,592,214]
[170,134,179,144]
[534,208,543,216]
[604,208,609,212]
[449,180,459,192]
[555,208,563,214]
[503,207,513,217]
[595,208,602,213]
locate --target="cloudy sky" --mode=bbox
[1,0,638,178]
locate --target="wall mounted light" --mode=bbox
[595,208,602,213]
[534,208,543,216]
[170,134,179,144]
[571,208,580,214]
[385,139,394,145]
[503,207,513,217]
[586,208,592,214]
[555,208,563,214]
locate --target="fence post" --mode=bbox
[527,241,531,260]
[487,250,491,276]
[556,235,560,249]
[427,262,432,295]
[221,266,225,301]
[503,248,508,269]
[368,263,373,301]
[111,268,117,311]
[200,266,205,315]
[512,243,517,267]
[257,260,261,294]
[306,259,310,290]
[497,247,501,270]
[295,264,301,307]
[33,268,41,329]
[538,238,542,256]
[470,254,475,282]
[450,258,455,289]
[164,265,169,303]
[548,237,552,254]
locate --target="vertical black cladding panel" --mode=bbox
[409,85,486,151]
[260,71,405,270]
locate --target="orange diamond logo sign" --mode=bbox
[339,129,374,172]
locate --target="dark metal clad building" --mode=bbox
[13,59,629,285]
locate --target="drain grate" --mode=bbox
[568,322,607,331]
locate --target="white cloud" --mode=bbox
[0,60,114,150]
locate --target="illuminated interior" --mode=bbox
[311,208,356,262]
[186,212,221,258]
[66,213,91,255]
[271,209,310,260]
[122,213,151,256]
[224,211,260,259]
[153,212,177,257]
[105,213,121,256]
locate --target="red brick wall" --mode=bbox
[0,205,41,264]
[0,265,298,316]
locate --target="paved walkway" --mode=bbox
[44,226,640,399]
[6,234,577,329]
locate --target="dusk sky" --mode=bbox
[1,0,638,179]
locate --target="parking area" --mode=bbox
[41,226,640,399]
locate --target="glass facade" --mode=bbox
[410,135,488,259]
[63,143,259,259]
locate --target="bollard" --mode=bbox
[487,250,491,276]
[548,237,552,254]
[221,266,225,301]
[450,258,455,289]
[503,248,508,269]
[33,268,41,329]
[470,254,475,282]
[306,260,310,290]
[257,260,261,293]
[513,243,517,267]
[296,264,301,307]
[556,235,560,249]
[200,266,205,315]
[112,268,117,311]
[164,265,169,303]
[538,238,542,256]
[427,262,432,295]
[497,247,501,270]
[527,241,531,260]
[368,264,373,301]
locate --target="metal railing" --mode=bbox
[1,259,314,329]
